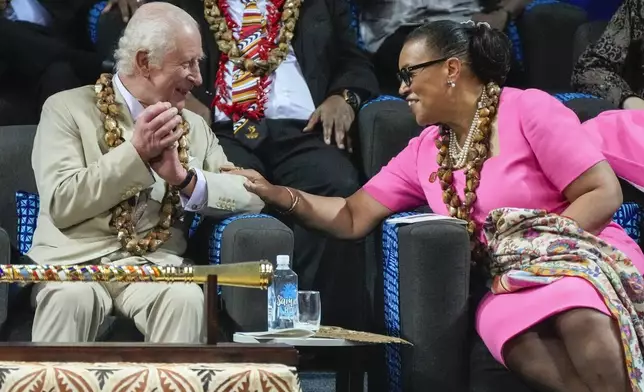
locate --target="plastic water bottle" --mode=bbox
[267,255,298,331]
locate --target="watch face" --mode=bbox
[345,91,358,108]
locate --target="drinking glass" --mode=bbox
[297,290,321,331]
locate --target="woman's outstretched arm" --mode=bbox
[228,169,393,240]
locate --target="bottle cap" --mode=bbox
[276,255,290,267]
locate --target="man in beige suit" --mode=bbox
[28,2,264,343]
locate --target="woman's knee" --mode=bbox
[555,308,622,360]
[554,308,613,338]
[555,309,627,386]
[503,328,554,378]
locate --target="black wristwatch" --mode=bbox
[339,89,361,113]
[175,168,196,190]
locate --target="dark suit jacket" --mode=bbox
[179,0,379,109]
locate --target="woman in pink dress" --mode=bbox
[228,20,644,391]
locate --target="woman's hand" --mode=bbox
[471,9,510,30]
[221,168,293,210]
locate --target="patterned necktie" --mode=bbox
[231,0,265,141]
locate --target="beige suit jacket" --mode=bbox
[28,85,264,266]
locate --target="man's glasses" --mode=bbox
[396,58,448,87]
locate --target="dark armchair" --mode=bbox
[0,124,294,342]
[357,97,473,392]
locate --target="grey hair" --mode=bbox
[114,3,199,75]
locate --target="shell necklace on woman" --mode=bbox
[433,82,501,260]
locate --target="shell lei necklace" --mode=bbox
[205,0,302,121]
[204,0,302,77]
[95,73,191,256]
[434,83,501,262]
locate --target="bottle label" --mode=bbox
[277,282,298,318]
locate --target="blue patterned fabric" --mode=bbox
[553,92,600,102]
[612,202,643,242]
[15,191,40,255]
[88,1,108,45]
[506,21,524,69]
[188,214,202,238]
[14,191,203,254]
[361,94,404,110]
[381,211,420,392]
[346,0,365,50]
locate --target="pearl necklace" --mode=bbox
[448,91,488,169]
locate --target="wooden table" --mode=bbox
[0,276,298,366]
[0,342,298,365]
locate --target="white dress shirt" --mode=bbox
[213,0,317,123]
[5,0,52,26]
[113,73,208,212]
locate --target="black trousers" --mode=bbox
[214,119,368,330]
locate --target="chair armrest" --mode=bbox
[552,93,617,122]
[358,96,422,178]
[0,228,10,334]
[382,217,471,391]
[0,228,9,265]
[210,214,294,333]
[517,1,588,92]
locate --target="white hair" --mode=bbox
[114,3,199,75]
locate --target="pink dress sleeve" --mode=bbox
[362,129,433,212]
[582,109,644,189]
[519,89,607,192]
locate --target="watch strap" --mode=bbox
[341,89,360,113]
[175,168,196,190]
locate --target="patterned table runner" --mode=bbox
[0,362,301,392]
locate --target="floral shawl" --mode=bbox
[483,208,644,389]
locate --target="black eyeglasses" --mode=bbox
[396,58,448,87]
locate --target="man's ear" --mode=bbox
[135,51,151,77]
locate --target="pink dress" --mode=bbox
[363,87,644,365]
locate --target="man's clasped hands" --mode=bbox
[131,102,189,187]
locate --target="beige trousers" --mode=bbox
[31,281,205,343]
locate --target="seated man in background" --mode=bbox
[572,0,644,110]
[0,0,108,122]
[29,2,263,343]
[194,0,379,330]
[359,0,532,94]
